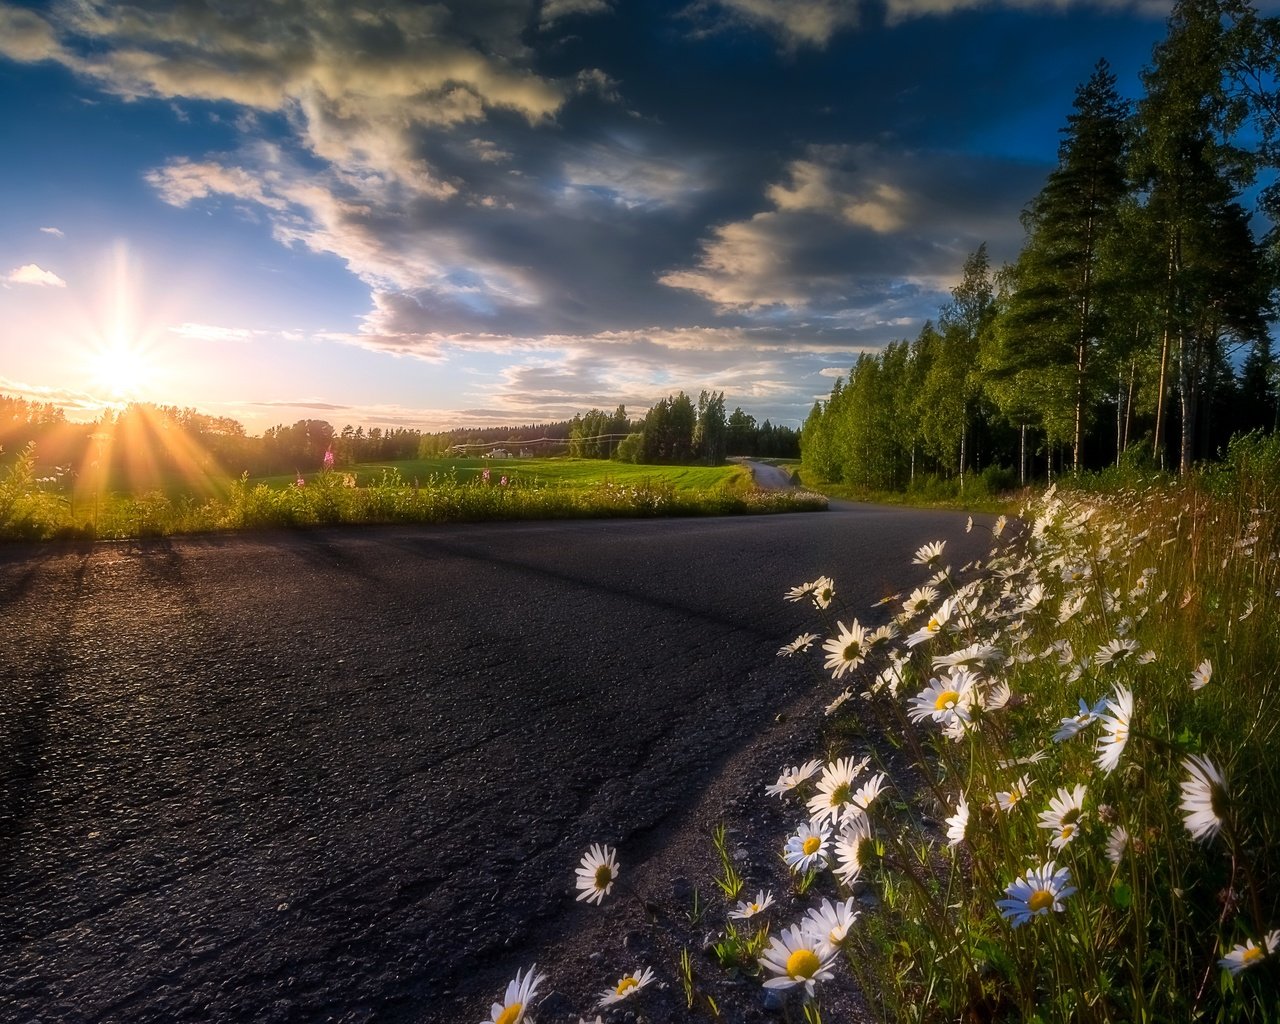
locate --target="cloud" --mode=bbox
[5,264,67,287]
[169,322,259,343]
[39,226,64,237]
[541,0,614,26]
[690,0,861,48]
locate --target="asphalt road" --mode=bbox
[0,503,983,1023]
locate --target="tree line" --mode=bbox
[804,0,1280,493]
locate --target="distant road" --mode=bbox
[0,505,984,1022]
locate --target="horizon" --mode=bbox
[1,1,1175,435]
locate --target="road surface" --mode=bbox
[0,504,984,1022]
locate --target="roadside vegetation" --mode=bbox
[0,447,825,541]
[485,433,1279,1023]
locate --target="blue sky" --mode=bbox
[0,0,1173,434]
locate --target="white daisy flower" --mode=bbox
[765,759,824,798]
[907,668,979,728]
[1190,659,1212,691]
[812,576,836,610]
[784,822,832,872]
[1053,697,1107,743]
[945,794,969,847]
[1094,638,1142,667]
[905,597,954,647]
[729,890,775,920]
[850,772,888,813]
[932,643,1004,671]
[1219,931,1280,975]
[1179,754,1229,843]
[785,580,820,602]
[759,925,838,997]
[777,632,821,657]
[996,861,1076,928]
[965,515,974,533]
[832,813,873,886]
[1094,684,1134,774]
[993,515,1008,537]
[807,756,870,829]
[1036,784,1088,851]
[596,966,655,1008]
[803,896,860,955]
[912,540,946,567]
[996,775,1032,812]
[984,680,1015,712]
[484,964,547,1024]
[822,619,869,679]
[825,689,854,716]
[575,843,619,905]
[902,586,940,617]
[1106,824,1129,865]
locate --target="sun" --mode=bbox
[88,338,156,401]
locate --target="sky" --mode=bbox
[0,0,1177,435]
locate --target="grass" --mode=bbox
[0,447,826,540]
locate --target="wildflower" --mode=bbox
[759,925,838,996]
[993,515,1008,537]
[945,794,969,847]
[295,473,305,487]
[825,689,853,716]
[1095,685,1133,774]
[1219,931,1280,975]
[965,515,974,533]
[765,759,823,798]
[866,622,899,651]
[575,844,619,905]
[907,668,978,728]
[984,680,1014,712]
[484,964,546,1024]
[932,643,1004,671]
[784,822,833,872]
[777,632,820,657]
[997,861,1076,928]
[1106,825,1128,865]
[913,540,946,567]
[906,597,954,647]
[1052,697,1107,743]
[1037,784,1087,851]
[822,619,869,678]
[803,896,860,955]
[996,775,1032,812]
[323,448,335,469]
[1190,658,1213,691]
[832,813,872,886]
[729,890,775,920]
[1094,638,1142,667]
[902,586,939,617]
[851,772,888,813]
[596,966,655,1008]
[1180,754,1228,843]
[807,756,870,829]
[812,576,836,609]
[785,580,819,602]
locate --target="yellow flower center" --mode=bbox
[829,782,851,805]
[1243,946,1264,965]
[843,641,861,660]
[829,927,843,945]
[927,618,940,632]
[496,1003,522,1024]
[802,835,821,855]
[934,689,959,711]
[594,864,614,888]
[786,948,821,979]
[1027,888,1054,913]
[615,976,639,996]
[1060,824,1075,841]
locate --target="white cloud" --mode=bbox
[39,226,64,238]
[169,322,258,343]
[694,0,860,47]
[6,264,67,287]
[541,0,614,26]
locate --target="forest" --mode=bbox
[803,0,1280,494]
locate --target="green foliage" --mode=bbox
[710,824,745,900]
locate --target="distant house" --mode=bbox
[483,448,512,459]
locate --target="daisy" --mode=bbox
[784,579,819,602]
[784,822,832,872]
[484,964,547,1024]
[912,540,946,567]
[907,668,978,728]
[1179,754,1229,843]
[1094,638,1141,667]
[932,643,1004,671]
[996,775,1032,812]
[729,890,775,920]
[575,843,619,905]
[850,772,888,814]
[1105,824,1129,865]
[807,756,870,829]
[1094,685,1133,774]
[945,794,969,847]
[901,586,939,617]
[765,759,823,799]
[803,896,860,955]
[1052,697,1107,743]
[1036,784,1088,850]
[777,632,820,657]
[1190,658,1212,691]
[812,576,836,609]
[993,515,1008,537]
[866,622,899,652]
[905,597,954,647]
[996,861,1076,928]
[1219,931,1280,975]
[832,813,873,886]
[825,689,854,716]
[596,967,655,1008]
[823,619,869,678]
[759,925,839,996]
[984,680,1015,712]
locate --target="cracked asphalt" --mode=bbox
[0,503,980,1023]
